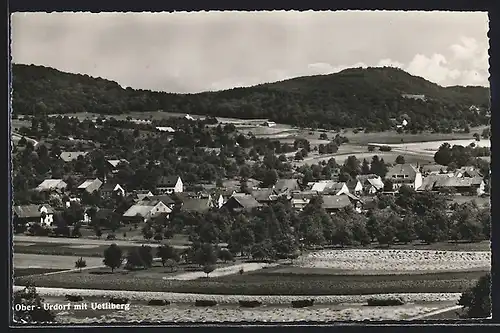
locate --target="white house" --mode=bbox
[156,176,183,194]
[311,181,349,195]
[122,200,172,223]
[386,164,423,191]
[13,204,55,227]
[77,178,103,194]
[357,174,385,195]
[35,179,68,193]
[100,183,126,198]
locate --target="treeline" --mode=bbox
[434,142,491,174]
[12,64,490,130]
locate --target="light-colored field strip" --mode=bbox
[164,263,279,281]
[297,249,491,272]
[12,286,462,305]
[66,245,101,249]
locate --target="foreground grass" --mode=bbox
[14,267,66,277]
[15,266,485,296]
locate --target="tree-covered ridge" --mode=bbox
[12,64,490,130]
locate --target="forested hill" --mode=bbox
[12,64,490,131]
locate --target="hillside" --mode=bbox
[11,64,490,131]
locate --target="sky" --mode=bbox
[11,11,489,93]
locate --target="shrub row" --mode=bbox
[366,297,405,306]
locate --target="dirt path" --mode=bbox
[164,263,279,280]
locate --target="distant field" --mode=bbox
[294,151,435,166]
[14,267,66,277]
[14,253,103,269]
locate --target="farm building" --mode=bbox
[156,126,175,133]
[77,178,103,194]
[346,180,363,196]
[273,179,301,195]
[222,194,262,212]
[156,176,183,194]
[433,176,485,196]
[100,183,126,198]
[356,174,384,195]
[250,188,279,204]
[13,204,55,227]
[321,195,352,213]
[59,151,88,162]
[35,179,68,193]
[179,197,213,213]
[122,200,172,224]
[107,159,129,173]
[139,195,176,209]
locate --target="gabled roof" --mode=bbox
[36,179,67,191]
[356,174,381,182]
[346,180,361,192]
[366,178,385,190]
[95,208,115,220]
[156,126,175,133]
[321,195,352,210]
[322,182,347,194]
[60,151,88,162]
[274,179,300,193]
[434,176,484,188]
[181,198,211,213]
[386,164,419,179]
[421,164,446,173]
[77,178,102,189]
[225,195,262,210]
[101,183,123,192]
[13,204,54,218]
[123,202,171,217]
[291,190,319,200]
[107,159,129,168]
[156,175,180,187]
[251,188,278,202]
[141,195,176,205]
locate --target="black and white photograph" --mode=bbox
[10,10,491,324]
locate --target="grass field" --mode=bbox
[15,264,484,295]
[14,242,141,258]
[14,267,66,277]
[13,253,104,269]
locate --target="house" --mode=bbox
[60,151,88,162]
[274,179,301,196]
[132,190,154,201]
[343,192,364,213]
[454,166,483,178]
[184,114,196,121]
[346,180,363,196]
[421,164,447,176]
[357,174,385,195]
[100,183,126,198]
[310,181,348,195]
[433,176,485,196]
[209,189,236,209]
[155,126,176,133]
[290,191,318,211]
[221,195,262,212]
[321,195,352,214]
[107,159,129,173]
[156,176,183,194]
[77,178,103,194]
[13,204,55,227]
[180,197,213,213]
[64,197,81,208]
[122,200,172,224]
[418,174,451,192]
[250,188,279,204]
[315,181,349,196]
[35,179,68,193]
[386,164,423,191]
[139,195,177,209]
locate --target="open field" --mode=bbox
[295,249,490,272]
[14,242,142,258]
[15,260,487,295]
[13,253,103,269]
[14,268,66,277]
[14,235,189,248]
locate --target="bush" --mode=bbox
[291,299,314,308]
[367,297,405,306]
[195,300,217,307]
[109,297,128,304]
[458,273,491,318]
[148,299,170,306]
[239,300,262,308]
[65,294,84,302]
[106,234,116,240]
[379,145,392,152]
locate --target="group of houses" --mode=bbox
[13,161,487,229]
